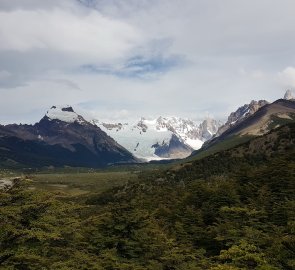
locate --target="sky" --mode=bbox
[0,0,295,124]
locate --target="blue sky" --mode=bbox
[0,0,295,123]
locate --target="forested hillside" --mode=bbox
[1,124,294,269]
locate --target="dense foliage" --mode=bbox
[1,124,295,269]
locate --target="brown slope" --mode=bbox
[200,99,295,151]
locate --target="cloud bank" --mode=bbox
[0,0,295,123]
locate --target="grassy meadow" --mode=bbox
[28,170,140,196]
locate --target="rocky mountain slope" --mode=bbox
[216,100,269,136]
[199,91,295,154]
[95,116,222,160]
[0,106,137,168]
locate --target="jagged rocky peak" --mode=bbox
[154,116,199,134]
[248,100,269,112]
[227,100,269,124]
[45,105,86,124]
[284,89,295,100]
[199,118,223,140]
[216,99,269,136]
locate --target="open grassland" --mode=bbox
[28,171,140,195]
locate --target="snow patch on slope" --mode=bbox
[99,119,174,160]
[185,138,203,149]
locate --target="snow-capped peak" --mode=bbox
[94,115,223,160]
[284,89,295,100]
[45,105,86,124]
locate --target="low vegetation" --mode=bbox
[1,124,295,269]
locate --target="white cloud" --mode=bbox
[0,8,142,62]
[1,0,295,123]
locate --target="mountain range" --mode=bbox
[95,116,222,160]
[0,90,294,168]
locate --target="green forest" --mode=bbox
[1,124,295,270]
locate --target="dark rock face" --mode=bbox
[153,134,193,159]
[61,106,74,112]
[0,112,137,168]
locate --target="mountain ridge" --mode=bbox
[193,98,295,159]
[0,106,137,168]
[95,116,222,160]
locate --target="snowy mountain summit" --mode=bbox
[97,116,222,160]
[284,89,295,100]
[149,116,222,148]
[46,105,86,124]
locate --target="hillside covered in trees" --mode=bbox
[1,123,295,269]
